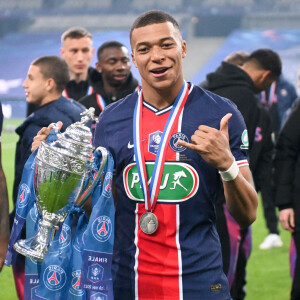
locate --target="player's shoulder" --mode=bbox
[190,83,239,113]
[99,91,137,121]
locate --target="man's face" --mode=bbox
[60,36,94,78]
[97,46,131,87]
[23,65,49,105]
[131,22,186,92]
[254,75,275,93]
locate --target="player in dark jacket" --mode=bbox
[79,41,139,130]
[200,49,281,300]
[11,55,86,299]
[274,99,300,300]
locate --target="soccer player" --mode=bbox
[32,10,258,299]
[27,27,96,115]
[93,10,257,299]
[79,41,139,131]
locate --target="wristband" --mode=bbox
[219,160,239,181]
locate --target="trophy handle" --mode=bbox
[75,146,108,207]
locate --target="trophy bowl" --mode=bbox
[13,108,107,261]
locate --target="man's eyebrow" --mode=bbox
[135,37,176,48]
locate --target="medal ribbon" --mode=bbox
[133,81,189,212]
[96,93,107,111]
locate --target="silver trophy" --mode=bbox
[14,108,107,261]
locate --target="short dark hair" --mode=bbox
[130,10,180,42]
[61,26,92,44]
[97,41,126,60]
[247,49,282,78]
[32,56,70,92]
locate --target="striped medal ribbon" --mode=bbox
[133,81,189,234]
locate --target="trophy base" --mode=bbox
[13,236,48,262]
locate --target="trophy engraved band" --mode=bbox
[14,108,108,261]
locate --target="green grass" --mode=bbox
[0,118,293,299]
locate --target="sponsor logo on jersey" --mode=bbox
[90,292,108,300]
[92,216,112,242]
[123,162,199,202]
[87,263,104,283]
[43,265,66,291]
[148,131,163,155]
[18,184,30,208]
[70,270,84,296]
[169,132,189,152]
[240,129,249,149]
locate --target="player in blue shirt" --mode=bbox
[32,10,258,300]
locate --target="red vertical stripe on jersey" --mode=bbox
[136,105,180,300]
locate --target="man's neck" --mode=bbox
[70,71,88,83]
[103,81,117,96]
[39,93,61,107]
[141,80,185,110]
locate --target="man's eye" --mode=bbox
[162,43,174,48]
[138,47,148,53]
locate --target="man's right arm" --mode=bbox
[31,121,63,152]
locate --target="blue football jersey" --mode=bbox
[93,83,248,300]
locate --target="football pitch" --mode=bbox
[0,118,292,300]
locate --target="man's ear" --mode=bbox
[60,48,64,58]
[46,78,56,92]
[131,51,137,68]
[181,40,187,59]
[96,62,102,72]
[261,70,274,86]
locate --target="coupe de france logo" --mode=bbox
[92,216,112,242]
[18,183,31,208]
[87,263,104,283]
[43,265,66,291]
[90,292,108,300]
[149,131,163,155]
[169,132,189,152]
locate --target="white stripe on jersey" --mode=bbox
[176,204,183,300]
[134,204,140,299]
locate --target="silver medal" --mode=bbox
[140,212,159,235]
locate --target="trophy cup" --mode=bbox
[14,108,107,262]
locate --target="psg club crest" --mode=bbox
[87,263,104,283]
[92,216,112,242]
[43,265,67,291]
[48,224,71,253]
[103,172,113,198]
[149,131,163,155]
[90,292,108,300]
[18,183,31,209]
[30,203,39,222]
[169,132,189,153]
[70,270,84,296]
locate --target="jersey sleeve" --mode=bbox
[228,106,249,167]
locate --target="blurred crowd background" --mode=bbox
[1,0,300,118]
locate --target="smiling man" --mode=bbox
[92,10,258,300]
[31,10,258,300]
[79,41,139,121]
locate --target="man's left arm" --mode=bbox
[178,113,258,228]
